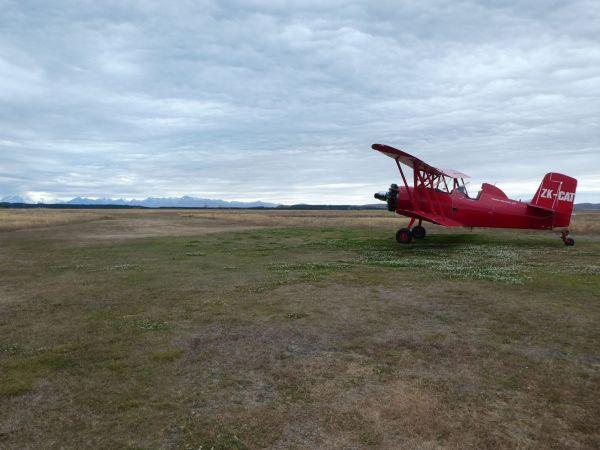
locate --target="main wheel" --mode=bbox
[412,225,426,239]
[396,228,412,244]
[564,237,575,246]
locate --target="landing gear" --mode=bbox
[412,225,426,239]
[396,219,426,244]
[560,230,575,246]
[396,228,412,244]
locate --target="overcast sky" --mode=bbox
[1,0,599,204]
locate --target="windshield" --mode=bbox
[452,178,469,197]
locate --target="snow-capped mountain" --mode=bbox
[65,196,278,208]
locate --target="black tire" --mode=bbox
[396,228,412,244]
[412,225,426,239]
[565,237,575,246]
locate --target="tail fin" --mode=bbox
[531,173,577,216]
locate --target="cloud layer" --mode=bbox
[1,0,599,203]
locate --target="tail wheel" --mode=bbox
[560,230,575,246]
[412,225,426,239]
[396,228,412,244]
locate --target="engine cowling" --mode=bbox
[374,184,398,211]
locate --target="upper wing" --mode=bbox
[372,143,470,179]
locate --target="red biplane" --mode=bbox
[372,144,578,246]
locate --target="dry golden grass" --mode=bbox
[571,211,600,234]
[181,209,407,230]
[1,208,598,236]
[0,209,112,232]
[183,209,600,236]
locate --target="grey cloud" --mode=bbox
[0,0,599,203]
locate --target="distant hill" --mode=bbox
[574,203,600,211]
[276,204,386,210]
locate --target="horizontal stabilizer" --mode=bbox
[526,202,555,213]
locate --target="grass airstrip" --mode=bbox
[1,209,599,448]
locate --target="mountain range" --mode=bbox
[1,195,278,208]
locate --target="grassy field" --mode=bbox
[1,209,599,448]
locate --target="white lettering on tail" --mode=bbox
[557,191,575,202]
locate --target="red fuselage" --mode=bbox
[396,183,570,229]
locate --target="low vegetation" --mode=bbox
[0,209,113,231]
[0,210,599,448]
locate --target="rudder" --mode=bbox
[531,172,577,216]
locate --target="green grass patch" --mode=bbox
[151,348,183,362]
[285,312,308,320]
[132,318,169,332]
[0,375,33,397]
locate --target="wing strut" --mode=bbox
[415,169,443,217]
[395,158,412,205]
[395,156,447,219]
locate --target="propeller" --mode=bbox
[373,184,398,211]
